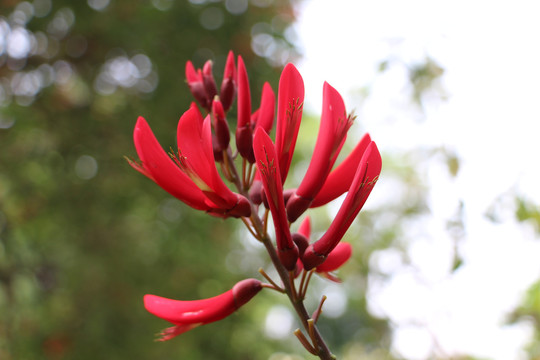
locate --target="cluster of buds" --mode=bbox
[128,51,381,358]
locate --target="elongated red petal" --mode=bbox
[286,82,352,222]
[253,128,298,270]
[144,279,262,339]
[144,293,230,324]
[297,82,350,197]
[236,56,251,128]
[176,106,214,188]
[311,133,372,207]
[255,82,276,134]
[303,142,381,270]
[132,117,210,211]
[235,56,254,162]
[275,63,304,183]
[177,106,241,210]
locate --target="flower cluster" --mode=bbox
[129,51,381,357]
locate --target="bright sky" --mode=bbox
[295,0,540,359]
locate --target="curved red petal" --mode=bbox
[287,84,352,222]
[177,107,238,208]
[297,215,311,239]
[255,82,276,134]
[297,82,349,199]
[275,63,304,183]
[316,242,352,273]
[144,290,235,325]
[144,279,261,328]
[236,56,251,128]
[313,141,382,256]
[311,133,372,207]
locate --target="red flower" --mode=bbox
[302,141,382,270]
[174,104,251,217]
[286,82,354,222]
[253,127,298,270]
[129,106,250,218]
[144,279,262,341]
[128,116,211,212]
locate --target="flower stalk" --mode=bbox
[128,52,382,359]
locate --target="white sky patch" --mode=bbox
[264,305,295,339]
[295,0,540,358]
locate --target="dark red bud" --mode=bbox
[301,244,327,271]
[261,189,269,209]
[286,192,312,223]
[232,278,263,309]
[278,245,299,271]
[220,51,237,112]
[212,99,230,151]
[283,188,295,205]
[292,233,309,256]
[185,63,209,110]
[236,126,255,163]
[188,83,209,110]
[212,135,224,162]
[228,194,252,218]
[203,60,218,105]
[248,179,263,205]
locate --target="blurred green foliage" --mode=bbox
[0,1,396,359]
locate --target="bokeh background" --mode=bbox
[1,0,539,359]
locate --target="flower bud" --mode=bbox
[211,98,230,151]
[249,178,263,205]
[220,51,236,112]
[227,194,252,218]
[186,61,210,110]
[203,60,218,104]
